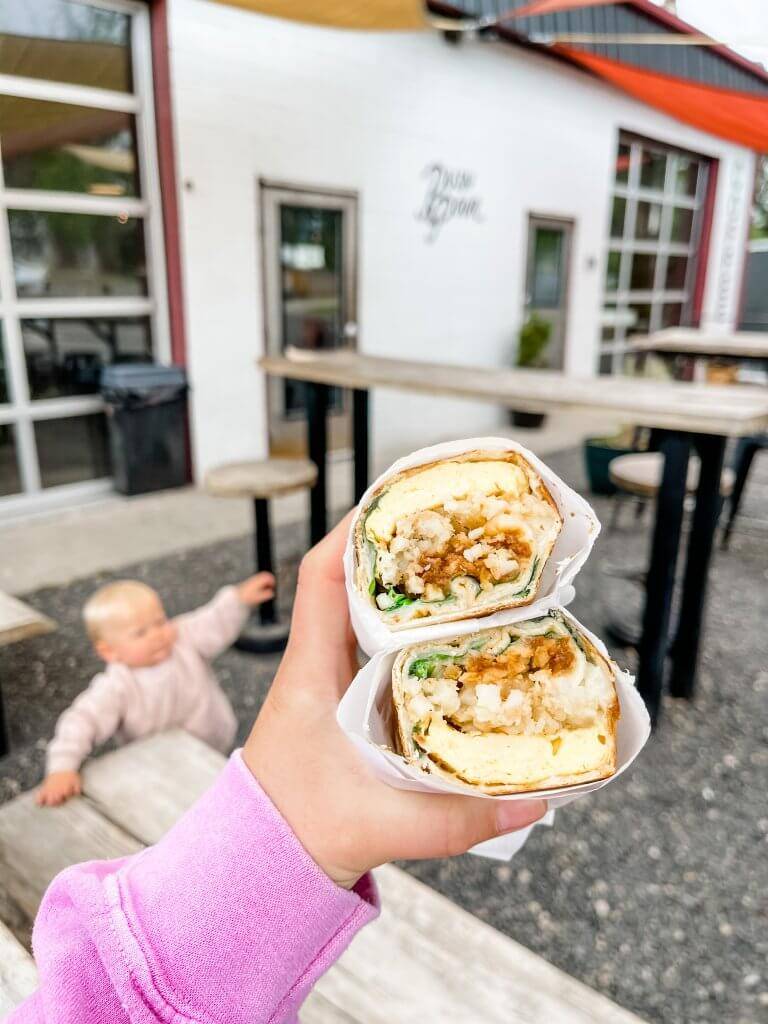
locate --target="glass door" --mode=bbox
[0,0,169,516]
[261,183,357,456]
[524,215,573,371]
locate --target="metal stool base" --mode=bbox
[604,613,642,649]
[234,618,290,654]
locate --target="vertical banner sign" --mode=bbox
[714,160,747,326]
[416,163,483,242]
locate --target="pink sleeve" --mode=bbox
[175,585,250,659]
[9,752,379,1024]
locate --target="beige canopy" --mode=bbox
[207,0,427,30]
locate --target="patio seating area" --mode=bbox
[1,443,766,1024]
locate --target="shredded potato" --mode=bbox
[377,491,544,599]
[407,627,615,738]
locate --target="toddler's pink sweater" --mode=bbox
[47,587,247,774]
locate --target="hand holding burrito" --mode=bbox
[339,438,650,856]
[243,514,547,889]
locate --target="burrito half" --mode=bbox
[354,449,562,629]
[391,612,619,794]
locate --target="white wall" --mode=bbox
[167,0,754,477]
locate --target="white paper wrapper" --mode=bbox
[343,436,600,657]
[337,610,651,860]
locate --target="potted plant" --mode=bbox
[510,314,551,428]
[583,428,638,495]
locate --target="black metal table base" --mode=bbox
[669,434,726,699]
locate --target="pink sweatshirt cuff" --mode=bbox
[30,751,378,1024]
[120,751,378,1022]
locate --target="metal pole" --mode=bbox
[669,433,726,699]
[352,388,370,503]
[306,382,328,545]
[254,498,276,625]
[0,685,8,758]
[636,431,691,724]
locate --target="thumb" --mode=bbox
[385,791,548,861]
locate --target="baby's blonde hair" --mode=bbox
[83,580,160,643]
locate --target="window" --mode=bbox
[599,134,710,375]
[0,0,169,509]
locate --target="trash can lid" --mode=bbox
[101,363,187,392]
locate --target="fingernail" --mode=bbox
[496,799,547,834]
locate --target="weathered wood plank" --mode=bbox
[300,988,364,1024]
[0,592,55,648]
[260,351,768,437]
[0,792,141,930]
[81,730,225,845]
[310,864,645,1024]
[0,920,37,1016]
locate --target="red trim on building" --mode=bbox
[691,157,719,327]
[150,0,187,367]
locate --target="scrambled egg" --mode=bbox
[393,615,619,792]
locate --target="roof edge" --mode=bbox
[625,0,768,87]
[426,1,768,89]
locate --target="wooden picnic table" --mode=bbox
[260,350,768,723]
[0,730,645,1023]
[0,593,55,651]
[0,592,56,758]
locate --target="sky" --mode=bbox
[662,0,768,69]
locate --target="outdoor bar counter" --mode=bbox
[260,351,768,723]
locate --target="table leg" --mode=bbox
[306,382,328,545]
[0,685,8,758]
[353,388,370,503]
[636,432,691,724]
[669,434,726,700]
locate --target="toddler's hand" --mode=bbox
[244,514,546,890]
[236,573,276,607]
[36,771,82,807]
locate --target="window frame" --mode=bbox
[0,0,169,515]
[600,132,710,375]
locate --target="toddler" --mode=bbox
[36,572,274,806]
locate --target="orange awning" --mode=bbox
[207,0,426,30]
[557,46,768,151]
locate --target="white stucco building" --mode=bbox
[0,0,764,514]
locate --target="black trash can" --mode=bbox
[101,363,189,496]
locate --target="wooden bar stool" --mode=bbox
[604,452,734,649]
[608,452,735,531]
[204,458,317,653]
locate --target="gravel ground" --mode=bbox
[1,446,767,1024]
